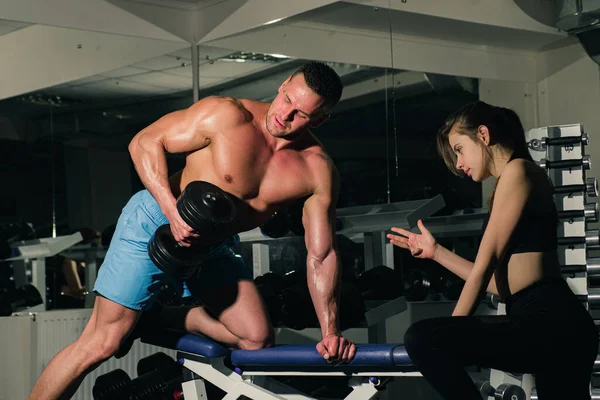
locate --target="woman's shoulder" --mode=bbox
[504,158,548,184]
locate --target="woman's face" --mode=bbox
[448,128,490,182]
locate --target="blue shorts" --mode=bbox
[93,189,252,311]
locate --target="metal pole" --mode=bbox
[192,43,199,103]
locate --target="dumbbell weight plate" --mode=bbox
[494,383,526,400]
[20,284,43,307]
[92,369,131,400]
[478,380,493,398]
[137,352,176,377]
[148,225,206,279]
[403,269,430,301]
[177,181,236,232]
[279,284,319,330]
[260,210,290,238]
[255,272,287,326]
[357,265,403,301]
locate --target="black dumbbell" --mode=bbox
[137,352,176,377]
[339,282,366,329]
[93,369,131,400]
[0,222,36,259]
[286,197,308,236]
[259,209,290,238]
[543,133,589,147]
[528,133,589,151]
[279,283,319,330]
[478,380,526,400]
[558,203,599,222]
[278,280,365,330]
[539,155,591,170]
[403,269,430,301]
[0,284,43,316]
[442,276,464,301]
[129,353,182,400]
[557,230,600,248]
[255,272,287,326]
[561,258,600,276]
[553,177,598,197]
[553,177,597,197]
[148,181,236,279]
[129,367,183,400]
[485,293,501,310]
[357,265,403,301]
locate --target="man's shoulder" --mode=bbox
[191,96,254,125]
[303,146,338,182]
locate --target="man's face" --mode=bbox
[266,74,328,138]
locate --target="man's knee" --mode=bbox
[238,325,274,350]
[74,325,130,366]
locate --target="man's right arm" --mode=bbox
[128,96,240,242]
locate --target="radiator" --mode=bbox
[0,309,177,400]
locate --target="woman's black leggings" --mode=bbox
[404,279,598,400]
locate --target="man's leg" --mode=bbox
[189,280,273,349]
[28,296,139,400]
[185,247,273,350]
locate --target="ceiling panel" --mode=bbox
[293,2,563,52]
[167,45,236,63]
[123,71,194,90]
[51,79,173,99]
[99,66,152,79]
[132,55,189,71]
[199,59,279,78]
[0,19,32,36]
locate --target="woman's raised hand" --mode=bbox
[387,219,437,259]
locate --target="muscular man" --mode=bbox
[29,61,356,400]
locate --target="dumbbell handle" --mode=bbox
[561,258,600,276]
[553,177,598,197]
[542,133,589,147]
[557,203,599,222]
[557,230,600,248]
[577,288,600,309]
[540,155,591,170]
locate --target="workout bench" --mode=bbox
[141,331,420,400]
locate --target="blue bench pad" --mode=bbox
[141,331,231,358]
[141,332,414,368]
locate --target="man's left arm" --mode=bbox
[302,162,356,362]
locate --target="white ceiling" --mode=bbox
[291,2,564,53]
[0,0,576,125]
[0,19,31,36]
[44,46,287,101]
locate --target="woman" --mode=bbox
[388,101,598,400]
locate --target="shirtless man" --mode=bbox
[29,61,357,400]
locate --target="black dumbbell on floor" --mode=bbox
[357,265,403,301]
[93,369,131,400]
[478,380,525,400]
[0,284,43,316]
[403,269,431,301]
[148,181,236,279]
[255,272,287,326]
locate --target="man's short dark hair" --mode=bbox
[292,61,343,112]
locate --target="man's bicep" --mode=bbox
[135,96,234,154]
